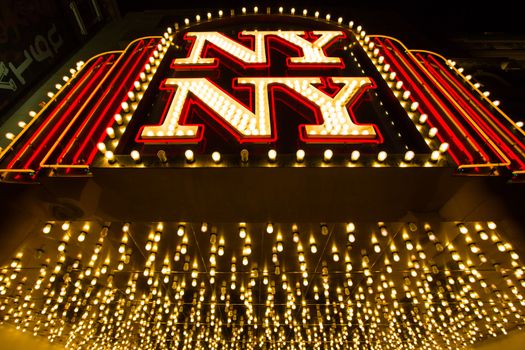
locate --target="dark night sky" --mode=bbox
[116,1,525,34]
[114,1,525,56]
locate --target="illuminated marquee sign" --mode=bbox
[139,76,378,143]
[0,12,524,182]
[138,30,379,144]
[175,31,345,67]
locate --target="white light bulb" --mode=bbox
[350,150,360,162]
[439,143,449,153]
[105,150,115,163]
[106,127,115,139]
[184,150,194,163]
[97,142,106,153]
[296,149,305,163]
[42,223,52,234]
[323,149,333,162]
[404,151,415,162]
[239,227,246,239]
[114,114,123,125]
[130,150,141,162]
[377,151,387,162]
[268,149,277,162]
[430,150,440,162]
[211,151,221,163]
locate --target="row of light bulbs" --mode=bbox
[0,220,523,349]
[181,6,358,28]
[96,36,172,165]
[355,33,451,167]
[450,62,509,113]
[107,147,444,167]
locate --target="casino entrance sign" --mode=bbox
[1,7,525,350]
[0,9,524,181]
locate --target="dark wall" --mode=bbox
[0,0,105,119]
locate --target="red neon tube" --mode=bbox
[63,40,148,164]
[425,54,525,169]
[10,56,109,170]
[84,39,161,164]
[420,54,525,169]
[57,39,151,165]
[378,38,488,164]
[382,38,489,163]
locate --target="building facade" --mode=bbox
[0,6,525,349]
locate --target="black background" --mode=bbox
[115,0,525,119]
